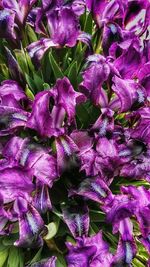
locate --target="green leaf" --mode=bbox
[76,103,91,128]
[44,222,59,240]
[25,74,36,91]
[84,13,93,34]
[56,254,67,267]
[7,247,24,267]
[33,73,44,91]
[132,258,146,267]
[14,49,29,74]
[0,64,9,79]
[30,247,43,264]
[49,53,64,79]
[25,85,35,100]
[0,249,8,267]
[26,25,38,43]
[43,83,50,90]
[66,61,78,89]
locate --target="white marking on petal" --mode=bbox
[61,138,72,156]
[99,118,108,136]
[125,242,133,264]
[26,212,39,234]
[91,182,107,198]
[137,89,145,103]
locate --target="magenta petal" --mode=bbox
[47,7,79,47]
[32,154,58,187]
[0,167,34,202]
[27,90,65,137]
[53,77,86,124]
[0,80,26,101]
[112,76,146,112]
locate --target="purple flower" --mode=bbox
[121,186,150,239]
[0,0,37,39]
[3,136,58,186]
[0,80,26,103]
[70,176,113,204]
[62,202,89,237]
[112,75,146,112]
[27,77,85,137]
[27,7,91,63]
[80,55,119,106]
[66,230,113,267]
[14,197,44,248]
[112,218,137,265]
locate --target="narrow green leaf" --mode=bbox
[14,49,29,74]
[7,247,20,267]
[76,103,91,128]
[56,254,67,267]
[33,73,44,91]
[25,74,36,91]
[30,247,43,264]
[0,64,9,79]
[26,25,38,43]
[67,61,78,89]
[49,53,64,79]
[133,258,146,267]
[84,13,93,34]
[0,249,8,267]
[25,85,34,99]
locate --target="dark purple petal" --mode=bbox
[0,106,29,136]
[5,47,24,83]
[70,176,113,204]
[102,22,123,56]
[27,38,58,65]
[14,198,44,248]
[0,9,16,39]
[55,135,79,175]
[114,42,142,79]
[33,181,52,214]
[113,218,137,265]
[80,55,110,105]
[112,76,146,112]
[62,203,89,237]
[2,0,37,24]
[105,195,136,231]
[92,108,114,137]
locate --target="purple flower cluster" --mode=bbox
[0,0,150,266]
